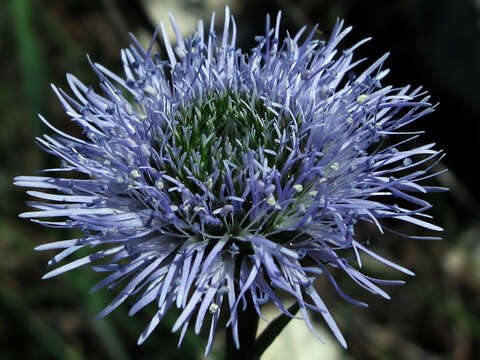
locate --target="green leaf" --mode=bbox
[10,0,48,126]
[0,280,85,360]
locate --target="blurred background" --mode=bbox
[1,0,479,359]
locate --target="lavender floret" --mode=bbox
[15,7,445,355]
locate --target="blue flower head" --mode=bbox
[15,7,444,355]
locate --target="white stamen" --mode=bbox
[130,170,141,178]
[357,94,369,104]
[208,303,219,314]
[330,162,339,171]
[266,195,277,207]
[206,177,213,189]
[126,138,137,147]
[144,85,157,97]
[292,184,303,192]
[127,123,136,134]
[194,206,205,213]
[155,180,164,190]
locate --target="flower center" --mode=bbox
[171,90,278,182]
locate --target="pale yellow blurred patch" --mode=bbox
[256,304,349,360]
[144,0,238,42]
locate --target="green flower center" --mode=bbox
[172,90,279,182]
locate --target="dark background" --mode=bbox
[1,0,479,359]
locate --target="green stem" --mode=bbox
[226,301,259,360]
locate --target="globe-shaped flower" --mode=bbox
[15,7,444,355]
